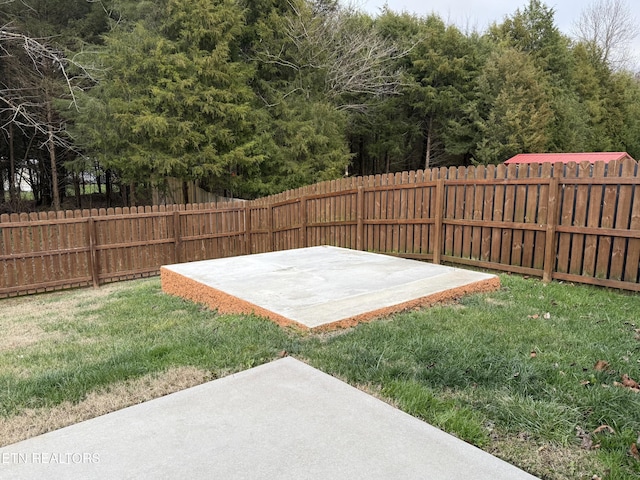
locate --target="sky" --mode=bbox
[349,0,640,68]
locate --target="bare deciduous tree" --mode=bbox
[572,0,639,70]
[257,0,407,111]
[0,24,97,209]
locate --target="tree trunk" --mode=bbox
[385,151,390,174]
[46,100,60,211]
[182,181,189,205]
[38,152,50,207]
[0,165,5,205]
[424,116,433,170]
[105,169,112,208]
[120,181,128,207]
[129,180,136,207]
[359,136,365,177]
[8,123,17,204]
[95,162,102,195]
[73,171,82,208]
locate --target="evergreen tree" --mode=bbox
[74,0,264,201]
[474,47,554,163]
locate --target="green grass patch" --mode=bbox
[301,275,640,478]
[1,274,639,478]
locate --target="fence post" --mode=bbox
[300,196,307,248]
[356,186,364,251]
[433,178,445,264]
[543,177,559,282]
[244,205,252,255]
[173,211,182,264]
[87,217,99,288]
[267,204,274,252]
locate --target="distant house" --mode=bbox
[504,152,636,165]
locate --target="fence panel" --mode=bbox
[2,161,640,298]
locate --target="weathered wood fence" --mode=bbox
[2,159,639,298]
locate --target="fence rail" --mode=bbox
[2,159,640,298]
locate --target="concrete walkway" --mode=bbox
[0,357,538,479]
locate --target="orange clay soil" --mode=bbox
[160,266,500,332]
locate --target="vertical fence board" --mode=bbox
[471,166,484,260]
[569,162,592,275]
[396,172,405,253]
[511,165,528,267]
[112,209,123,274]
[522,165,539,269]
[461,166,474,259]
[444,167,457,257]
[533,163,552,270]
[386,174,395,253]
[407,172,416,254]
[417,171,428,255]
[583,162,606,277]
[480,165,494,262]
[57,211,70,286]
[45,212,58,286]
[72,210,85,282]
[596,161,620,278]
[37,212,50,286]
[453,167,466,258]
[610,159,635,280]
[491,165,506,264]
[500,164,517,265]
[624,166,640,283]
[557,163,577,274]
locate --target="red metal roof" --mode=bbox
[504,152,635,164]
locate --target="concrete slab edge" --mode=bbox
[161,266,500,331]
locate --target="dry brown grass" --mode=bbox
[488,437,604,480]
[0,283,122,353]
[0,366,214,447]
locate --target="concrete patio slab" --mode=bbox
[161,246,500,330]
[0,357,538,479]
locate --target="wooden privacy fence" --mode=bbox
[2,158,640,298]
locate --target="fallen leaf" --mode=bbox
[592,475,602,480]
[581,435,593,450]
[622,374,639,389]
[543,312,551,319]
[528,314,539,319]
[630,443,639,460]
[613,379,640,393]
[593,425,615,435]
[277,350,288,358]
[530,351,537,358]
[594,360,610,371]
[581,380,591,386]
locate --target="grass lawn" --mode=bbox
[1,274,639,479]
